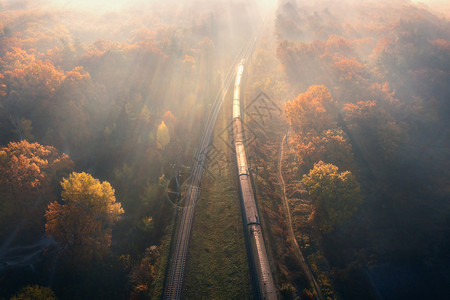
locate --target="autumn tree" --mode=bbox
[45,172,124,262]
[156,120,170,149]
[10,285,57,300]
[0,141,73,237]
[284,85,355,171]
[0,48,65,141]
[162,110,176,125]
[301,161,361,233]
[284,85,337,134]
[129,245,160,299]
[0,141,73,196]
[276,36,355,90]
[295,129,355,172]
[48,65,97,154]
[0,48,64,106]
[332,56,370,103]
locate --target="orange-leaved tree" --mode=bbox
[284,85,355,172]
[284,85,337,134]
[0,141,73,237]
[0,141,73,196]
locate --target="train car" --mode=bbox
[248,224,277,300]
[239,174,259,225]
[233,64,244,118]
[233,99,241,119]
[233,118,245,144]
[236,143,249,176]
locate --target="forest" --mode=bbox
[0,0,262,298]
[270,0,449,298]
[0,0,449,299]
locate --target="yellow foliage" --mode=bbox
[45,172,123,261]
[143,217,153,229]
[10,285,57,300]
[302,161,361,233]
[60,172,124,223]
[156,121,170,149]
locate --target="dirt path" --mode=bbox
[277,134,323,300]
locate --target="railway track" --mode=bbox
[163,22,263,300]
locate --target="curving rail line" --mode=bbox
[232,62,277,300]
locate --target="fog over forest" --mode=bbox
[0,0,448,299]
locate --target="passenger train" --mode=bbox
[232,61,277,300]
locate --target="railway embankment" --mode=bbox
[184,91,251,299]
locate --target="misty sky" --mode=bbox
[37,0,450,17]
